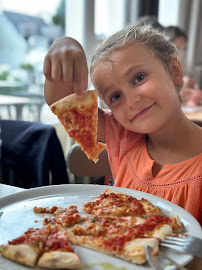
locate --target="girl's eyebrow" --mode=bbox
[124,64,145,76]
[102,87,112,99]
[101,64,146,98]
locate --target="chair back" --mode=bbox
[67,144,112,177]
[0,120,69,188]
[192,120,202,127]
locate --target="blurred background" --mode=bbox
[0,0,201,123]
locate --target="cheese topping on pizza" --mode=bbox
[0,188,184,268]
[83,188,161,217]
[50,90,106,163]
[34,205,82,227]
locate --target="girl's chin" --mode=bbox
[125,125,160,134]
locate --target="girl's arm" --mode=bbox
[43,37,106,142]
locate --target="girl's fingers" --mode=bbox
[43,57,53,82]
[51,60,62,81]
[61,54,74,83]
[73,53,88,97]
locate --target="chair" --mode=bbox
[67,144,112,185]
[0,120,69,188]
[192,120,202,127]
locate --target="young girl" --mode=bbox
[44,25,202,225]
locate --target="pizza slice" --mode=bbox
[50,90,106,163]
[37,226,81,269]
[0,226,49,267]
[33,205,82,227]
[69,233,159,265]
[69,214,183,265]
[83,188,161,217]
[0,225,81,269]
[71,214,183,237]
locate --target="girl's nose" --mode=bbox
[127,94,141,110]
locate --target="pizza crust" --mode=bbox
[50,90,98,115]
[123,238,159,264]
[150,224,173,239]
[37,250,81,269]
[0,244,39,267]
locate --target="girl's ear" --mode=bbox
[169,56,184,86]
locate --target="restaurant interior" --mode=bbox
[0,1,201,269]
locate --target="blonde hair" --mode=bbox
[90,24,182,93]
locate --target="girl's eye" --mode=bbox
[110,93,121,103]
[133,74,146,84]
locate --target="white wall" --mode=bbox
[95,0,126,37]
[158,0,180,26]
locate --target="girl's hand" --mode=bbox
[43,37,88,99]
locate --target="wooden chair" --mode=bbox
[192,120,202,127]
[66,144,112,184]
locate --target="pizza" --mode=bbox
[69,232,159,265]
[71,214,182,237]
[50,90,106,163]
[0,226,49,267]
[37,226,81,269]
[83,188,161,217]
[33,205,82,227]
[68,214,182,264]
[0,188,184,268]
[0,225,81,269]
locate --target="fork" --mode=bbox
[161,234,202,259]
[145,245,188,270]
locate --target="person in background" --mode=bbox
[135,15,164,32]
[163,26,202,107]
[163,26,187,53]
[43,25,202,225]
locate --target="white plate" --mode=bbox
[0,184,201,270]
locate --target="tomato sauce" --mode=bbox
[103,235,132,251]
[44,234,73,253]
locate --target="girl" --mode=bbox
[44,25,202,225]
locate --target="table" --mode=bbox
[0,183,23,197]
[0,95,44,121]
[0,183,201,269]
[0,95,33,119]
[182,106,202,123]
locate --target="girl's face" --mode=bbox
[92,43,183,134]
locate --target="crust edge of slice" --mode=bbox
[0,243,40,267]
[37,250,81,269]
[50,90,98,114]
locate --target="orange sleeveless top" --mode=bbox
[105,113,202,225]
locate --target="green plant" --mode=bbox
[52,0,65,28]
[20,63,34,71]
[0,70,10,80]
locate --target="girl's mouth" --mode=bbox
[132,103,155,120]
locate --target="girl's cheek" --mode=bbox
[113,108,125,121]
